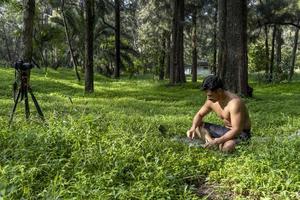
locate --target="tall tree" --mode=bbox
[251,0,300,81]
[264,25,270,77]
[165,33,171,79]
[22,0,35,64]
[84,0,95,93]
[269,25,276,82]
[191,8,197,82]
[20,0,35,119]
[114,0,121,78]
[217,0,249,96]
[217,0,226,79]
[289,26,299,81]
[61,0,81,81]
[170,0,185,84]
[212,3,218,75]
[275,27,283,75]
[158,31,167,80]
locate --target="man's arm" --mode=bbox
[215,100,244,144]
[187,101,212,139]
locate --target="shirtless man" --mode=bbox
[187,75,251,152]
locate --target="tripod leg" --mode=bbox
[24,87,30,119]
[28,88,45,121]
[9,88,21,126]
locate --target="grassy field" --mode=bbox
[0,67,299,199]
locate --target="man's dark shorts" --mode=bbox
[203,122,251,144]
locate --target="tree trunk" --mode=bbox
[217,0,226,78]
[18,0,36,120]
[44,9,50,67]
[14,36,21,61]
[212,5,218,75]
[21,0,35,85]
[158,32,167,80]
[264,25,270,78]
[61,0,81,81]
[191,9,197,82]
[178,0,185,83]
[79,2,86,73]
[218,0,249,96]
[44,49,48,69]
[275,27,283,75]
[170,1,176,84]
[165,32,171,79]
[114,0,121,79]
[170,33,175,83]
[170,0,185,84]
[84,0,94,93]
[22,0,35,63]
[43,7,49,70]
[269,25,276,82]
[289,27,299,81]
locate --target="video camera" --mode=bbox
[14,60,34,71]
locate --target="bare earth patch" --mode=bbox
[183,175,233,200]
[197,182,232,200]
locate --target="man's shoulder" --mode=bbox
[203,99,212,107]
[228,97,244,111]
[229,97,242,104]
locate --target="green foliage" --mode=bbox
[137,0,172,72]
[0,68,300,199]
[210,137,300,199]
[96,35,138,76]
[248,41,268,72]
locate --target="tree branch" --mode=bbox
[101,15,116,31]
[257,19,300,29]
[263,21,300,29]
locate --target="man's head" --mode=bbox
[201,75,224,102]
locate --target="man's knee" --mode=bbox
[196,126,207,137]
[220,140,236,153]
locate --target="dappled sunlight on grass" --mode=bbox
[0,68,299,199]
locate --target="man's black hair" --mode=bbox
[201,75,224,91]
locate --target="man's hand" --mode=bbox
[204,138,219,148]
[186,129,196,139]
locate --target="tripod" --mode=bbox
[9,68,44,126]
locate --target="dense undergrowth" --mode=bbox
[0,67,299,199]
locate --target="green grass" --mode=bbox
[0,67,299,199]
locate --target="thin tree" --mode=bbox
[85,0,95,93]
[275,27,283,75]
[61,0,81,81]
[217,0,226,79]
[212,3,218,75]
[21,0,35,119]
[289,26,299,81]
[157,31,167,80]
[170,0,185,84]
[114,0,121,79]
[269,25,276,82]
[264,25,270,79]
[165,33,171,79]
[191,8,197,82]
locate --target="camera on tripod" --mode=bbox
[14,60,34,71]
[9,59,44,126]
